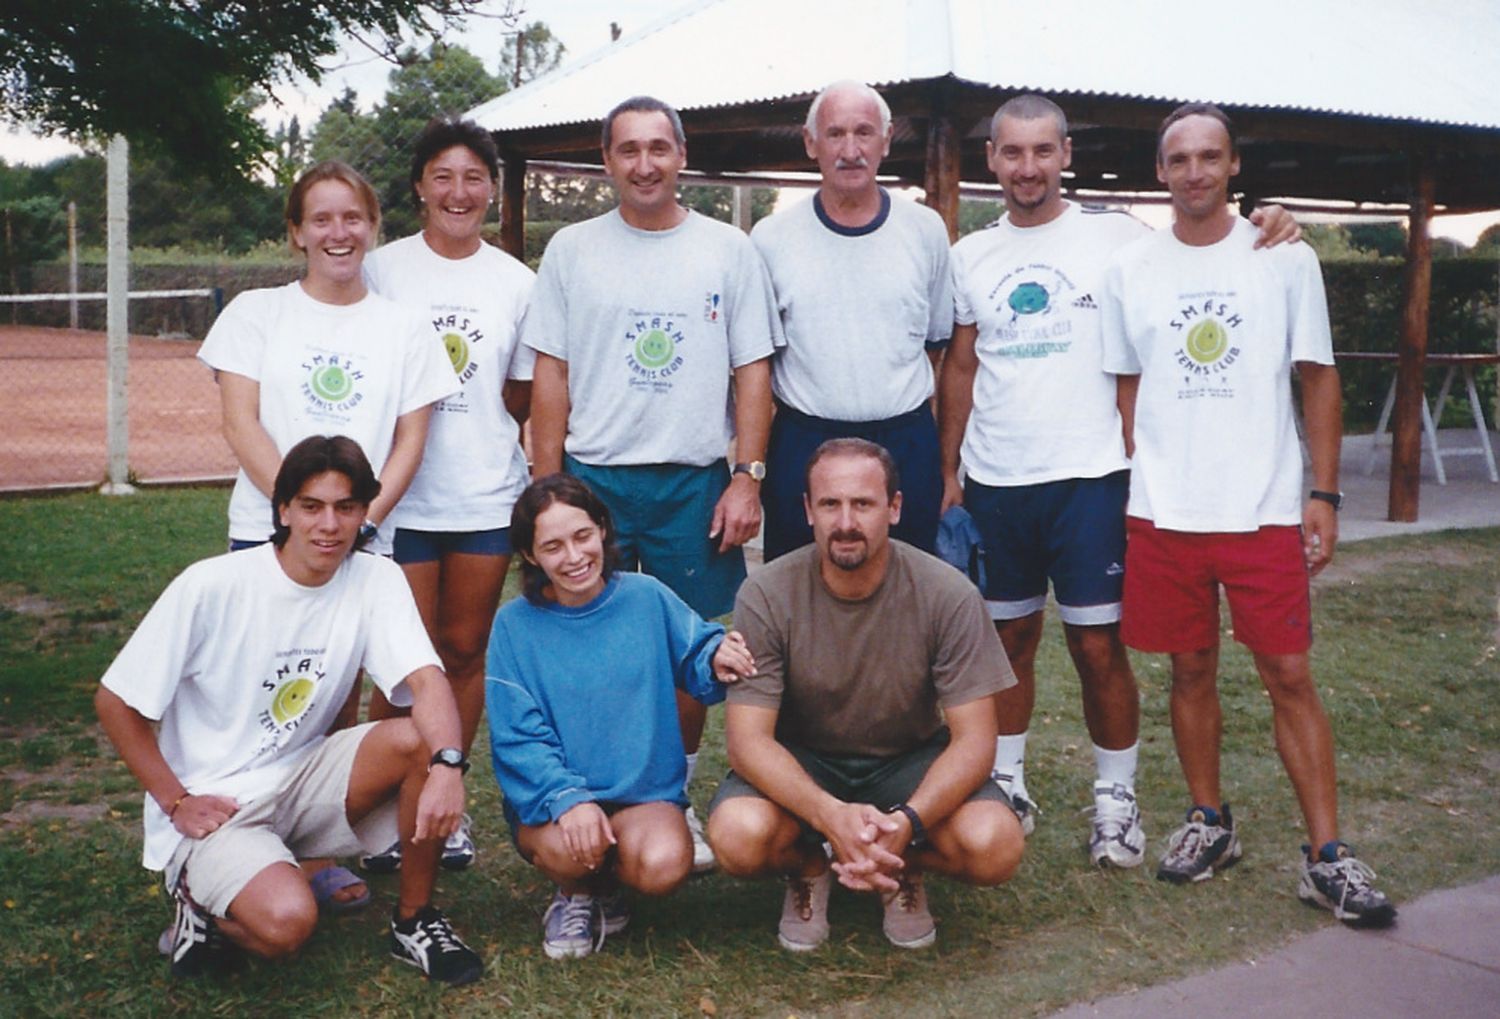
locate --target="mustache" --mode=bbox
[834,157,869,170]
[829,528,865,543]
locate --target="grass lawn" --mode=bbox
[1,488,1497,1017]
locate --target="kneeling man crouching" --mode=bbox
[708,437,1024,950]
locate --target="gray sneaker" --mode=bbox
[599,888,631,935]
[685,806,716,874]
[441,813,475,871]
[542,889,604,960]
[1156,804,1241,884]
[881,872,936,949]
[777,870,832,951]
[1298,843,1397,927]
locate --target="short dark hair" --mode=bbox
[409,116,501,211]
[991,93,1067,143]
[602,95,685,151]
[804,438,901,501]
[270,435,381,550]
[1157,102,1238,161]
[510,473,621,605]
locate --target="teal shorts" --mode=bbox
[565,456,746,619]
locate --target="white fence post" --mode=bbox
[101,133,135,495]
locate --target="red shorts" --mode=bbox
[1121,517,1312,655]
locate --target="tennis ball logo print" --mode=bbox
[1184,319,1228,364]
[635,327,675,369]
[1169,295,1243,393]
[625,313,687,391]
[300,352,365,416]
[432,312,482,386]
[270,677,315,724]
[444,331,470,374]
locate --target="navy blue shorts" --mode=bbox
[392,527,512,563]
[965,470,1128,626]
[762,402,941,561]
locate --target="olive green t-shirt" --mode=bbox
[729,541,1015,757]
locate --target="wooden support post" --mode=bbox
[1388,158,1435,522]
[923,113,961,244]
[500,155,527,261]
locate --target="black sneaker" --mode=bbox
[360,839,402,874]
[390,905,484,985]
[1298,842,1397,927]
[1155,803,1242,884]
[168,879,235,978]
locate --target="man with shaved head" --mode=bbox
[752,80,954,561]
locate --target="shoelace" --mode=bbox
[787,878,814,920]
[893,877,921,912]
[1325,856,1379,906]
[1163,822,1209,862]
[554,896,607,952]
[417,912,465,953]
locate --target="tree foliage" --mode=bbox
[0,1,515,176]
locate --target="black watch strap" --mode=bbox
[890,802,927,847]
[1309,489,1343,511]
[429,748,470,774]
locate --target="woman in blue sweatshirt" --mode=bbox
[486,473,754,959]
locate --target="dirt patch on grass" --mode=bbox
[1317,543,1476,584]
[0,799,110,828]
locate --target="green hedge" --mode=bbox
[1324,257,1499,431]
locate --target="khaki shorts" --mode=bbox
[165,722,399,917]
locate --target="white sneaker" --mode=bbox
[1087,781,1146,869]
[441,813,476,871]
[992,770,1037,836]
[685,806,716,874]
[880,872,936,949]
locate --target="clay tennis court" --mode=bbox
[0,325,237,491]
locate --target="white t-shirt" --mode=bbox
[1100,218,1334,532]
[751,189,953,422]
[99,544,439,869]
[521,209,779,467]
[197,282,458,552]
[365,234,536,531]
[952,202,1147,486]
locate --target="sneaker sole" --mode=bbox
[1092,848,1146,869]
[885,928,937,950]
[777,932,826,952]
[439,853,475,872]
[390,948,483,984]
[542,940,595,960]
[1297,882,1399,928]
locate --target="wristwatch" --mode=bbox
[1309,489,1343,511]
[732,460,766,482]
[889,802,928,848]
[429,748,470,774]
[358,519,379,544]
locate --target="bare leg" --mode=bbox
[991,613,1044,736]
[1253,651,1339,849]
[432,552,510,751]
[344,718,445,919]
[917,799,1024,886]
[217,863,318,958]
[677,691,706,756]
[1168,646,1222,809]
[707,797,826,879]
[1064,622,1139,751]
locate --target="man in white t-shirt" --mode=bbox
[1100,103,1394,927]
[95,436,487,982]
[752,80,953,561]
[939,95,1298,868]
[524,95,778,872]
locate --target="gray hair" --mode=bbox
[990,94,1068,143]
[804,80,892,140]
[602,95,686,151]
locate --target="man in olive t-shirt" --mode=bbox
[707,438,1024,952]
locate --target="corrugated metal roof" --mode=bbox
[470,0,1500,133]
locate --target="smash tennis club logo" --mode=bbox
[1169,293,1243,398]
[253,652,326,758]
[301,352,365,415]
[625,312,686,392]
[432,311,482,386]
[985,262,1081,359]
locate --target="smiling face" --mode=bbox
[525,501,608,607]
[1157,113,1240,226]
[275,470,365,586]
[805,85,891,204]
[416,143,494,257]
[989,112,1071,227]
[602,109,687,229]
[289,179,373,302]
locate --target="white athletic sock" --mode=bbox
[684,751,699,792]
[1093,742,1139,791]
[993,733,1028,793]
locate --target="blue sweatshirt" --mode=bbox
[486,573,726,826]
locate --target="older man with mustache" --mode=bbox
[751,81,955,561]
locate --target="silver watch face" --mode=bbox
[433,748,464,767]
